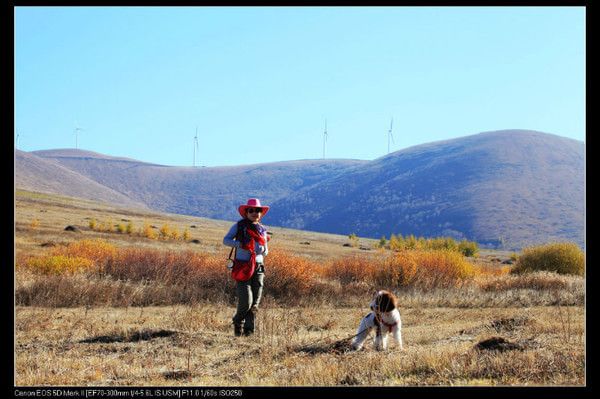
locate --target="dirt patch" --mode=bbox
[296,339,354,355]
[79,329,177,344]
[162,370,192,380]
[474,337,524,352]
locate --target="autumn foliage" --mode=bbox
[325,250,477,289]
[18,238,583,307]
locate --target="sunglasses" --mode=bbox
[246,208,263,214]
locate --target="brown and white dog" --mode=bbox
[352,290,403,351]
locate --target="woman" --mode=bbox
[223,198,270,337]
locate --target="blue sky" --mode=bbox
[14,6,585,167]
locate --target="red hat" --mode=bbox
[238,198,270,218]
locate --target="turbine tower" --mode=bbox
[74,122,85,149]
[193,127,199,167]
[387,117,395,154]
[322,119,328,159]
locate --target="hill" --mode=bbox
[18,129,584,250]
[15,150,148,209]
[268,130,584,249]
[29,149,367,221]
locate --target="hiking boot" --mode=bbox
[243,329,254,336]
[234,324,243,337]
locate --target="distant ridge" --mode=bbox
[17,129,584,250]
[32,148,165,166]
[268,130,584,249]
[15,150,148,209]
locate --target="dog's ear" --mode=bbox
[389,292,398,311]
[380,290,396,312]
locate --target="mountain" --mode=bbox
[267,130,584,249]
[28,149,367,221]
[14,150,148,209]
[17,130,584,250]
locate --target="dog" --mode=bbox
[352,290,403,351]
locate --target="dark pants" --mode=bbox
[232,266,264,332]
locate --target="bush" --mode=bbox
[23,255,94,275]
[265,251,322,301]
[142,222,157,239]
[386,234,478,256]
[348,233,359,248]
[389,250,477,289]
[51,239,117,264]
[18,240,118,276]
[159,224,171,240]
[458,240,479,257]
[325,250,477,289]
[512,242,584,276]
[428,237,458,252]
[103,248,224,285]
[325,255,381,285]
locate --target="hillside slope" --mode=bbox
[14,150,148,209]
[30,149,367,221]
[20,130,584,250]
[267,130,584,249]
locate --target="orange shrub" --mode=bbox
[50,239,117,265]
[263,251,322,299]
[142,223,157,239]
[159,224,171,240]
[401,250,477,288]
[324,250,477,289]
[324,255,381,285]
[18,240,117,276]
[24,255,94,275]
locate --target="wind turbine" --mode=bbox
[387,117,395,154]
[15,131,21,150]
[193,127,199,167]
[322,119,328,159]
[74,122,85,149]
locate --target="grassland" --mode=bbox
[14,189,585,386]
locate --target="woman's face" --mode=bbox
[245,207,262,223]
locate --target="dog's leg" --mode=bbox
[352,314,374,350]
[392,325,403,350]
[380,332,390,351]
[374,331,384,351]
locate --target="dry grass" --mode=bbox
[13,189,586,386]
[15,305,584,386]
